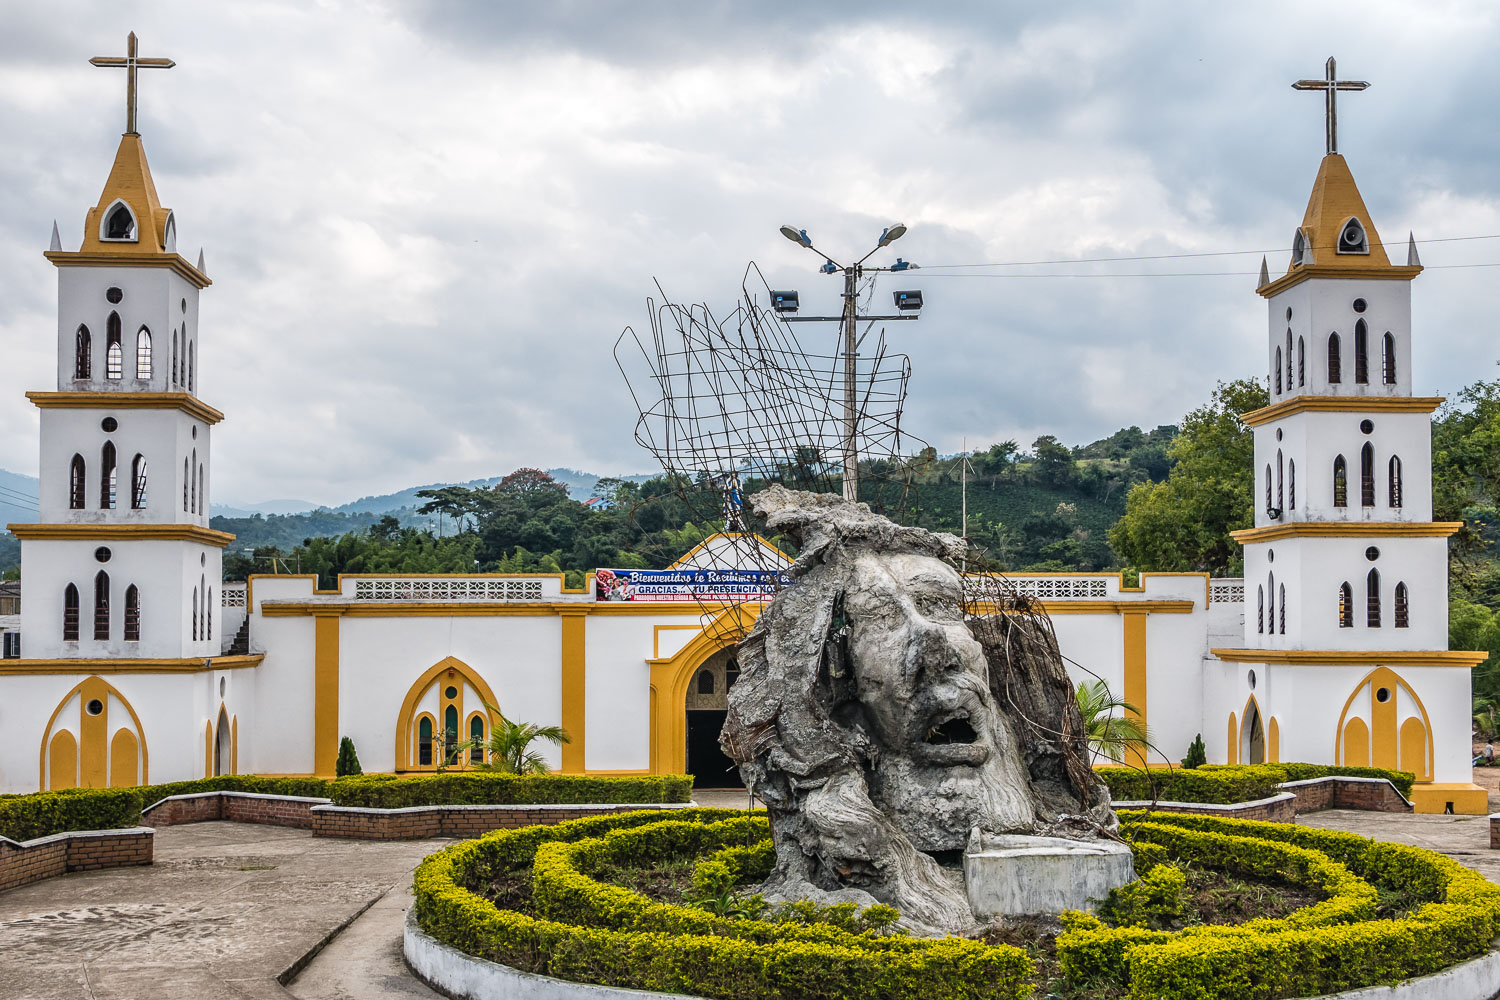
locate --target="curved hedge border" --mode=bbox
[1077,811,1500,999]
[413,809,1032,1000]
[1096,763,1416,804]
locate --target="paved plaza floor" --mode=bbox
[1,791,1496,999]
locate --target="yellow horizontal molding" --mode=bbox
[1231,521,1463,544]
[970,599,1197,616]
[1241,395,1444,427]
[0,654,264,675]
[7,522,236,547]
[44,249,211,288]
[27,390,225,425]
[1211,647,1489,667]
[1258,263,1422,298]
[258,600,759,618]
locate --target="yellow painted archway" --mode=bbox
[39,676,148,789]
[647,604,758,775]
[1335,666,1433,779]
[394,656,503,772]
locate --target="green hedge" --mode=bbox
[1097,764,1286,804]
[1100,763,1417,804]
[1085,811,1500,999]
[0,787,143,842]
[139,775,333,805]
[328,772,693,808]
[413,809,1032,1000]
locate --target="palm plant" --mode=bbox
[1075,678,1152,764]
[459,701,572,774]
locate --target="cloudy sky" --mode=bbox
[2,1,1498,507]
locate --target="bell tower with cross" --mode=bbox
[9,32,234,685]
[1212,58,1488,812]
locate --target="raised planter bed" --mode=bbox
[1114,775,1411,822]
[0,826,153,894]
[310,801,697,840]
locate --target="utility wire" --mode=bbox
[918,261,1500,279]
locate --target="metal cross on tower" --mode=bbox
[1292,56,1369,156]
[90,32,175,135]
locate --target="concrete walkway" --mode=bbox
[1299,809,1500,883]
[0,821,448,1000]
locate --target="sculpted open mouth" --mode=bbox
[915,707,990,766]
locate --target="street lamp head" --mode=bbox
[780,225,812,248]
[877,223,908,247]
[820,258,839,274]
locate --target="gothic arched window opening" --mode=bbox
[93,570,110,640]
[1354,319,1369,384]
[190,449,197,514]
[192,586,199,641]
[1328,333,1342,383]
[697,669,715,694]
[1382,332,1396,384]
[1339,582,1354,628]
[1276,451,1284,511]
[1274,347,1283,394]
[124,585,140,642]
[1361,443,1375,507]
[1289,459,1297,510]
[1333,455,1348,507]
[1267,573,1275,637]
[1265,464,1272,512]
[1367,569,1381,628]
[1394,582,1410,629]
[106,312,122,380]
[418,717,433,767]
[183,458,189,511]
[104,202,135,240]
[197,464,205,515]
[100,441,116,510]
[63,583,80,641]
[1257,586,1265,634]
[172,330,179,385]
[1297,336,1305,386]
[1279,583,1286,634]
[69,454,86,510]
[1285,330,1293,391]
[469,715,485,763]
[188,341,195,393]
[130,454,147,509]
[1388,456,1403,508]
[135,328,152,380]
[75,326,92,380]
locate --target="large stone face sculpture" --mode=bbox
[721,486,1116,933]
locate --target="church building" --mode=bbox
[0,45,1487,812]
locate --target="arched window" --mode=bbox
[197,464,205,515]
[190,449,197,514]
[183,458,189,511]
[63,583,80,641]
[1367,569,1381,628]
[1333,455,1348,507]
[200,575,207,645]
[172,330,179,385]
[124,585,140,642]
[1297,336,1305,386]
[444,704,459,765]
[192,585,199,641]
[469,715,485,763]
[1285,330,1293,390]
[75,326,92,380]
[697,669,715,695]
[1276,450,1284,511]
[1274,347,1283,394]
[106,312,123,380]
[100,441,117,509]
[104,202,135,240]
[1394,582,1409,628]
[130,454,148,509]
[1360,443,1375,507]
[188,341,195,393]
[1354,319,1369,384]
[93,570,110,640]
[1382,332,1396,384]
[135,328,152,380]
[1267,573,1275,636]
[1328,333,1342,383]
[1339,582,1353,628]
[69,454,86,510]
[1257,586,1264,634]
[206,587,212,640]
[1279,583,1286,634]
[418,716,434,766]
[1289,459,1296,510]
[1388,456,1403,507]
[1264,464,1272,512]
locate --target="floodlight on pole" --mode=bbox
[877,223,907,247]
[780,225,812,247]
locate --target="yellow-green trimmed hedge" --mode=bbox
[1070,811,1500,999]
[413,808,1032,1000]
[0,787,143,842]
[329,772,693,807]
[1097,764,1287,804]
[1203,763,1418,799]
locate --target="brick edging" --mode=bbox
[0,826,154,894]
[1114,775,1413,822]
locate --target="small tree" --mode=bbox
[1075,679,1152,764]
[1181,733,1207,769]
[335,736,362,777]
[459,701,571,774]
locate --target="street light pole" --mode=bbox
[777,224,921,502]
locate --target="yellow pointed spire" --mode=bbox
[78,133,171,255]
[1291,154,1390,269]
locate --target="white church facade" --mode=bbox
[0,49,1488,812]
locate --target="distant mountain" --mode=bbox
[0,469,39,527]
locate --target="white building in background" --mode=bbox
[0,52,1487,812]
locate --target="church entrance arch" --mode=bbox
[683,647,742,788]
[648,605,757,779]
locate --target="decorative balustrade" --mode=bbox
[1209,579,1245,605]
[977,576,1110,599]
[222,585,247,607]
[350,578,546,602]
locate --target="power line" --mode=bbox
[917,261,1500,279]
[918,233,1500,271]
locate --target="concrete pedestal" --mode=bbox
[963,834,1134,918]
